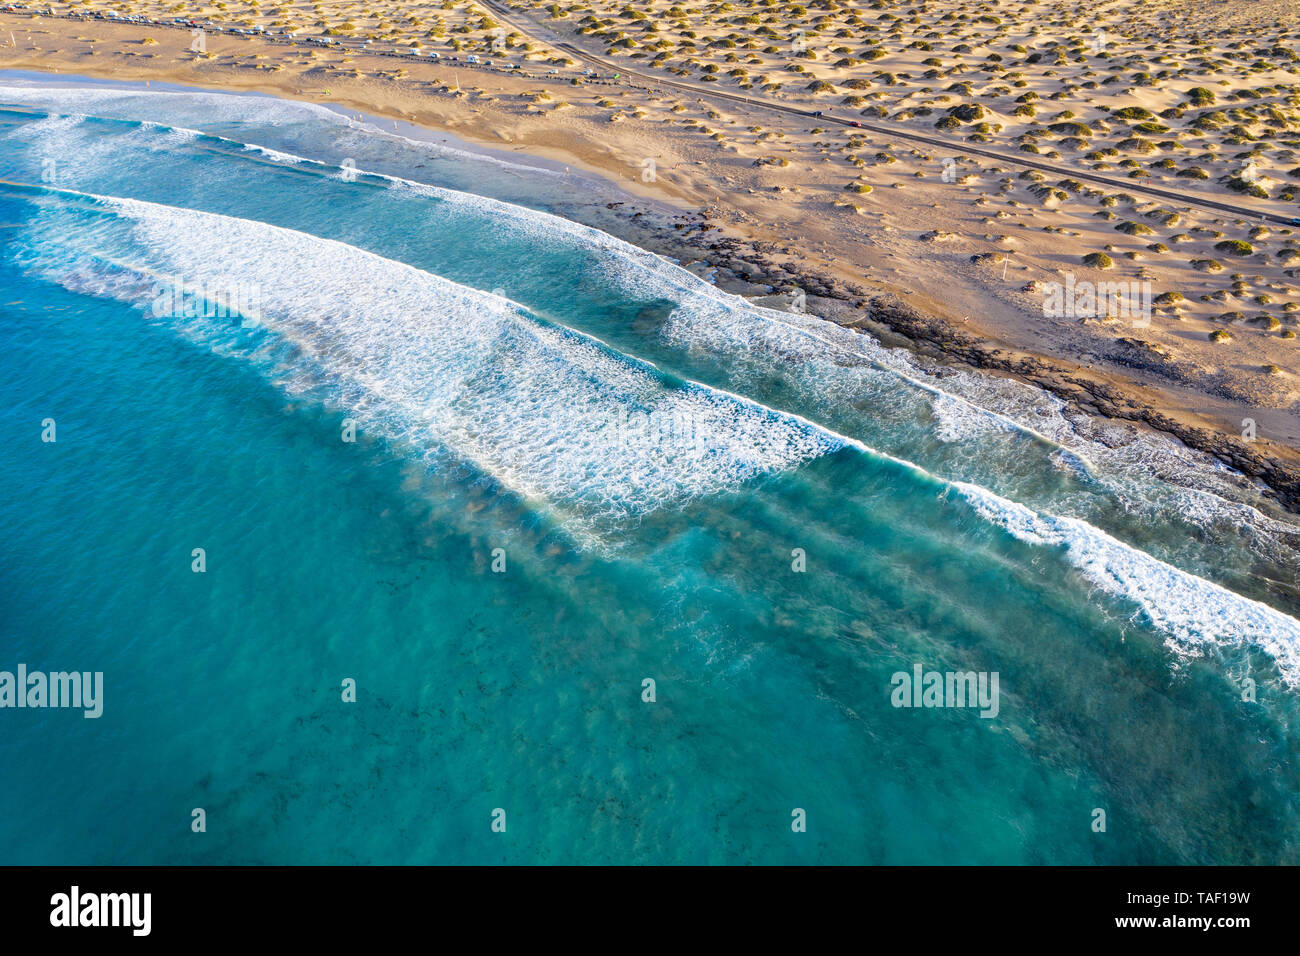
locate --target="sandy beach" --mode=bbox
[3,1,1299,508]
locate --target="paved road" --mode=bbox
[480,0,1298,227]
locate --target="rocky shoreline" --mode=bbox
[640,210,1300,516]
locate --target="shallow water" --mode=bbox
[0,78,1297,864]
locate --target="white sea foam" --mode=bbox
[0,110,85,137]
[0,83,354,131]
[955,481,1300,686]
[21,192,843,526]
[0,111,90,162]
[0,82,559,177]
[930,392,1012,443]
[241,142,303,164]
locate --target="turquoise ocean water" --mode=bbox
[1,76,1298,864]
